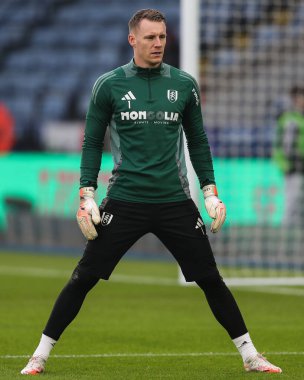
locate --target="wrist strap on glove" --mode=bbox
[202,184,218,198]
[80,187,95,199]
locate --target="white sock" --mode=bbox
[32,334,57,360]
[232,332,258,362]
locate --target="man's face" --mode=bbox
[128,19,166,68]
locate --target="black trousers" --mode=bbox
[43,198,248,340]
[78,198,219,282]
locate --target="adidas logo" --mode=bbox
[121,91,136,109]
[195,217,205,234]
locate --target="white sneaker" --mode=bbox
[20,356,46,375]
[244,353,282,373]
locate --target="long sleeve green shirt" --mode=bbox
[80,59,215,203]
[273,110,304,173]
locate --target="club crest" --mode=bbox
[167,89,178,103]
[101,212,113,226]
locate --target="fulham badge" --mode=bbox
[101,212,113,226]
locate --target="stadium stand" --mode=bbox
[1,0,303,155]
[0,0,179,149]
[200,0,304,157]
[1,1,304,279]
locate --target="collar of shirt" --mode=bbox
[129,59,164,77]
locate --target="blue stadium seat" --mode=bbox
[251,25,285,49]
[40,92,70,121]
[291,3,304,26]
[0,71,46,96]
[212,49,241,68]
[3,95,36,136]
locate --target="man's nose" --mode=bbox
[154,37,162,46]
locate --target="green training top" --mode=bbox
[273,111,304,173]
[80,60,215,203]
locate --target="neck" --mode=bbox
[133,58,161,69]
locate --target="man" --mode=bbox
[273,85,304,226]
[21,9,282,375]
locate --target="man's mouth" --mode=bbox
[151,52,162,57]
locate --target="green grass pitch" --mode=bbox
[0,251,303,379]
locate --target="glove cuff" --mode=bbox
[202,184,218,198]
[79,187,95,199]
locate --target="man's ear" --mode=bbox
[128,33,136,48]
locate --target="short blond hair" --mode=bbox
[128,9,166,32]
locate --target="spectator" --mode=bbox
[273,85,304,225]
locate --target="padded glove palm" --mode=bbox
[203,184,226,233]
[76,187,101,240]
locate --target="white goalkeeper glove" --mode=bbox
[202,184,226,233]
[76,187,101,240]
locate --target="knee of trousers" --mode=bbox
[195,272,225,291]
[67,265,99,291]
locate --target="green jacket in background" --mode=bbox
[273,111,304,174]
[80,60,215,203]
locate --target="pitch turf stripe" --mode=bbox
[2,352,304,359]
[0,266,177,285]
[1,266,304,291]
[0,266,71,278]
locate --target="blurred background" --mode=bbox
[1,0,304,284]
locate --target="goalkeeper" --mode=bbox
[21,8,281,375]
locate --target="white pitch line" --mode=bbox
[225,277,304,286]
[237,286,304,297]
[1,352,304,359]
